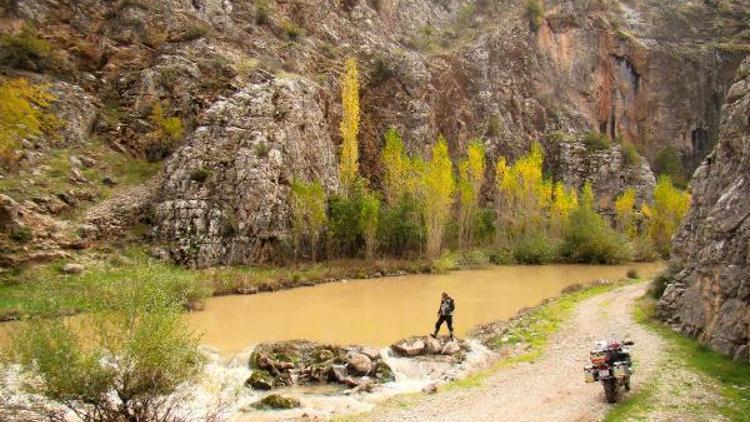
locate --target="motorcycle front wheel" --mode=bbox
[603,379,617,403]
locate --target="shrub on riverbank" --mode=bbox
[561,187,633,264]
[512,232,558,264]
[6,277,205,421]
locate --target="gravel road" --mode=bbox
[367,283,666,422]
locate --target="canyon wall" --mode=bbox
[658,57,750,362]
[0,0,747,266]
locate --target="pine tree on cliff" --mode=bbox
[339,57,360,194]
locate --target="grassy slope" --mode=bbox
[606,296,750,421]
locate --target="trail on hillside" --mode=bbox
[367,283,666,422]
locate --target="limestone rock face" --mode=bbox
[551,141,656,208]
[657,58,750,362]
[152,72,338,267]
[49,82,98,145]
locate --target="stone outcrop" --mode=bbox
[391,335,469,360]
[550,139,656,208]
[657,58,750,362]
[246,341,394,390]
[152,72,338,267]
[1,0,748,267]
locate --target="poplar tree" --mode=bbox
[339,57,360,193]
[359,190,381,260]
[290,179,328,261]
[457,139,486,250]
[614,187,638,239]
[494,142,551,241]
[420,136,455,258]
[381,127,412,205]
[641,176,691,256]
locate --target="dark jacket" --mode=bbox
[438,296,455,316]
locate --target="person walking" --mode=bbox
[432,292,455,340]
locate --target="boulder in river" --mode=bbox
[391,338,426,357]
[246,340,395,390]
[373,360,395,383]
[346,352,372,376]
[253,394,300,410]
[391,335,470,358]
[245,370,274,390]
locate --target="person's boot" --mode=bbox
[430,332,437,339]
[449,332,454,341]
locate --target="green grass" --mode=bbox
[607,296,750,420]
[0,249,209,319]
[604,378,658,421]
[0,141,160,206]
[0,250,436,320]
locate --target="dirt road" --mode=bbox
[367,283,666,422]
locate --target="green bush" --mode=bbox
[377,195,425,258]
[10,226,33,243]
[649,270,674,299]
[190,167,211,183]
[621,142,639,165]
[489,248,516,265]
[513,232,558,264]
[654,146,687,188]
[460,249,490,268]
[0,29,58,72]
[255,142,271,158]
[486,114,502,137]
[560,204,633,264]
[8,275,206,420]
[583,132,611,151]
[525,0,545,31]
[369,57,396,87]
[255,0,271,25]
[328,192,365,258]
[431,252,459,273]
[473,208,497,247]
[282,20,303,41]
[181,22,209,41]
[633,234,658,261]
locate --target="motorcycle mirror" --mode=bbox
[623,340,634,346]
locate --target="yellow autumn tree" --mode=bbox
[381,127,412,205]
[643,175,691,256]
[420,136,455,258]
[494,141,551,242]
[550,181,578,235]
[290,179,328,261]
[457,139,486,250]
[0,77,58,169]
[359,189,381,260]
[339,57,360,193]
[614,187,638,239]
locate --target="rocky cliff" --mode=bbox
[657,57,750,362]
[0,0,748,267]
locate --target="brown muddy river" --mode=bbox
[186,263,663,353]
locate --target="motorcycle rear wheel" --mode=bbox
[603,379,617,403]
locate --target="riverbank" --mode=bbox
[352,281,666,422]
[0,248,436,321]
[0,247,658,322]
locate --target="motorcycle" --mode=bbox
[583,340,634,403]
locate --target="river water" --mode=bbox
[186,263,663,353]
